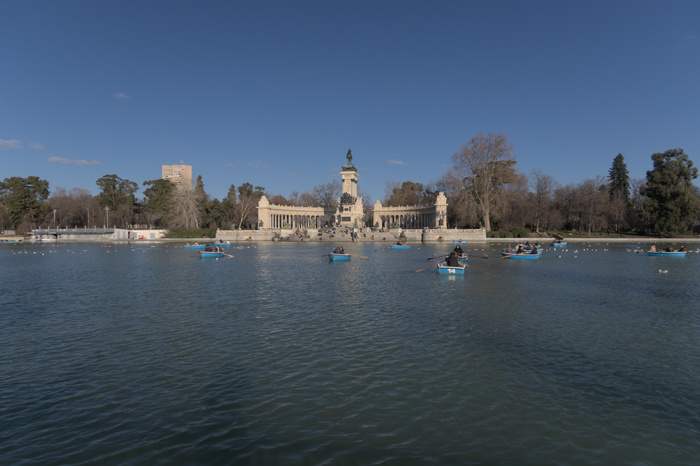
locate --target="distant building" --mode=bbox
[162,164,192,190]
[256,149,447,231]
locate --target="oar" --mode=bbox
[415,263,436,273]
[224,253,235,258]
[356,255,369,259]
[467,254,489,259]
[500,252,515,259]
[426,255,448,260]
[467,264,485,274]
[321,254,329,257]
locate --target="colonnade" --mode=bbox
[375,212,438,230]
[266,213,333,230]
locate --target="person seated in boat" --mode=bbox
[516,244,524,254]
[504,245,513,254]
[333,246,345,254]
[453,245,464,255]
[525,241,531,248]
[531,246,539,254]
[186,242,191,246]
[650,245,657,252]
[204,244,212,252]
[680,245,686,252]
[214,245,222,253]
[664,246,673,252]
[446,251,460,266]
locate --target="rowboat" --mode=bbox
[329,253,352,261]
[437,261,467,274]
[458,254,468,262]
[199,251,225,258]
[215,242,231,247]
[392,245,410,249]
[551,241,567,247]
[185,244,206,249]
[501,251,540,260]
[452,241,468,246]
[647,251,686,257]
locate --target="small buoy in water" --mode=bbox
[658,269,668,274]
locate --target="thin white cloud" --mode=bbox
[48,156,100,166]
[29,142,45,150]
[112,92,130,99]
[387,159,405,165]
[289,172,299,177]
[0,138,21,150]
[247,161,269,170]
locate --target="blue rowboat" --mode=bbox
[501,252,540,260]
[392,245,410,249]
[437,261,467,274]
[199,251,225,258]
[329,253,351,262]
[215,242,231,247]
[647,251,686,257]
[185,245,206,249]
[551,242,567,247]
[458,254,468,262]
[452,241,468,246]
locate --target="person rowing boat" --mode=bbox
[446,251,460,267]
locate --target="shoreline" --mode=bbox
[5,236,700,244]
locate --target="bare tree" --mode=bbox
[629,178,646,232]
[312,180,341,208]
[167,186,200,230]
[451,133,517,231]
[579,176,609,235]
[531,170,556,233]
[501,173,531,231]
[235,183,265,230]
[299,191,319,207]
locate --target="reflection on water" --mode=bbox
[1,241,700,464]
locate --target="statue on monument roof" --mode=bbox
[347,148,352,164]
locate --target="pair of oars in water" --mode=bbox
[321,254,369,259]
[415,253,488,274]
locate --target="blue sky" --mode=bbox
[2,1,699,203]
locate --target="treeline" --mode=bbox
[0,173,347,234]
[2,133,699,236]
[415,134,700,236]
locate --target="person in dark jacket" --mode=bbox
[446,251,460,266]
[333,246,345,254]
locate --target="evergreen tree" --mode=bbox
[608,154,630,200]
[194,175,208,225]
[142,179,175,227]
[608,154,630,231]
[641,149,700,235]
[96,174,139,226]
[0,176,50,228]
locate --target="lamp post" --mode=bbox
[105,207,109,229]
[53,209,56,230]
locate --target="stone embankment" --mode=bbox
[215,228,487,243]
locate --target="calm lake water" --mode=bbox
[1,240,699,465]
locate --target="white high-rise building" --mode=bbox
[162,163,192,190]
